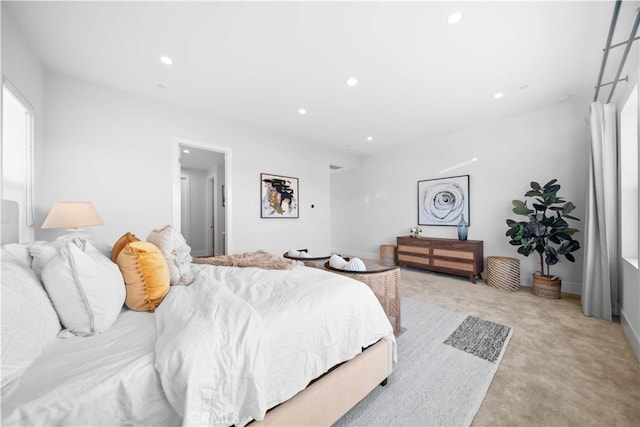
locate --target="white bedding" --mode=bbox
[155,264,396,427]
[1,309,181,426]
[2,262,395,426]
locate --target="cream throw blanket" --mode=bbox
[192,250,296,270]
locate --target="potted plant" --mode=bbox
[410,226,422,238]
[505,179,581,298]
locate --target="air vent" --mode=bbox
[329,164,342,171]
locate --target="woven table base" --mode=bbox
[486,256,520,291]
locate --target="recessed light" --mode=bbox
[182,149,190,154]
[298,108,307,115]
[346,77,359,87]
[160,56,173,65]
[493,92,504,99]
[366,136,373,141]
[447,12,462,25]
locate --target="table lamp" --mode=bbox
[41,201,104,238]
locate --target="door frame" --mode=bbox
[171,137,232,254]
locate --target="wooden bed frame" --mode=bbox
[251,336,394,426]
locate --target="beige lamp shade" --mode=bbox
[41,202,104,230]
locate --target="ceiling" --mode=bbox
[5,1,638,156]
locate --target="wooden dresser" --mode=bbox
[396,236,484,283]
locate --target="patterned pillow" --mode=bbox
[147,225,194,286]
[116,241,170,312]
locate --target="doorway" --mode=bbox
[173,140,229,256]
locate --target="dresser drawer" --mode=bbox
[396,236,483,283]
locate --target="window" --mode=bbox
[620,84,638,266]
[2,82,35,242]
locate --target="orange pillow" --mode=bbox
[116,241,170,312]
[110,232,140,263]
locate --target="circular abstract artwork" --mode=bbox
[418,177,468,225]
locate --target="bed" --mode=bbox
[0,201,396,426]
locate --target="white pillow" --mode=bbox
[329,254,348,269]
[344,257,367,272]
[147,225,194,286]
[41,240,125,336]
[30,238,113,280]
[1,256,61,396]
[1,243,32,269]
[29,240,66,280]
[287,249,301,257]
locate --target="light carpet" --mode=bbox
[334,297,512,427]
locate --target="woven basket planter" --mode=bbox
[379,244,397,267]
[532,274,561,299]
[486,256,520,291]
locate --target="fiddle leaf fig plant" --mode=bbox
[505,179,581,277]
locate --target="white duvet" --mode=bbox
[155,264,396,427]
[2,263,395,426]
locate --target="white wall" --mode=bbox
[331,101,588,294]
[37,72,357,255]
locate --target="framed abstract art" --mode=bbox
[261,173,299,218]
[418,175,469,226]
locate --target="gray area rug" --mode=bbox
[334,297,512,427]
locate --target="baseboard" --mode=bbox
[620,305,640,363]
[560,280,582,296]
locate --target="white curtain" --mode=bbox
[582,102,618,320]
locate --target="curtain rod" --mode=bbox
[605,7,640,103]
[593,0,623,102]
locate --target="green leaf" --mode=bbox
[506,219,517,227]
[543,179,558,188]
[544,184,561,194]
[545,246,559,266]
[553,233,572,241]
[512,200,526,207]
[565,253,576,262]
[564,214,581,221]
[552,217,569,229]
[513,206,534,215]
[562,202,576,215]
[525,190,542,197]
[531,181,541,191]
